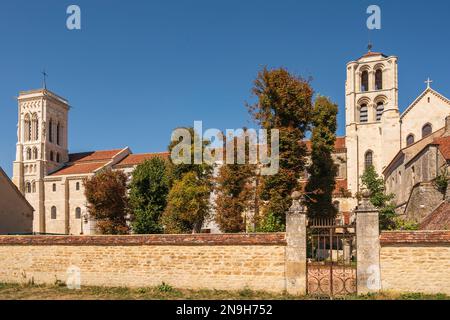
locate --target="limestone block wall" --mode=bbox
[0,234,287,292]
[380,231,450,295]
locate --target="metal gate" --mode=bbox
[306,218,357,297]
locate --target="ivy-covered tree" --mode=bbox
[162,172,211,233]
[304,96,339,219]
[360,165,396,230]
[247,67,313,231]
[129,157,169,234]
[84,168,129,234]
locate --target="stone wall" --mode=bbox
[380,231,450,295]
[0,234,288,292]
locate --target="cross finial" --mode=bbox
[367,41,373,52]
[42,69,48,90]
[425,77,433,89]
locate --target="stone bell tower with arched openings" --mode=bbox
[12,89,69,233]
[345,48,401,197]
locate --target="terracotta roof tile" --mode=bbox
[433,136,450,160]
[420,201,450,230]
[50,162,109,176]
[114,152,170,168]
[68,149,123,163]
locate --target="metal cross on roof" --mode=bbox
[42,69,48,90]
[425,77,433,89]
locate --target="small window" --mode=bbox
[51,206,57,219]
[365,151,373,170]
[376,102,384,121]
[422,123,433,138]
[49,119,53,143]
[360,104,368,123]
[56,152,60,163]
[50,151,54,162]
[75,207,81,219]
[52,183,56,192]
[26,148,32,160]
[32,182,36,193]
[25,182,31,193]
[76,182,80,191]
[56,122,61,145]
[375,69,383,90]
[361,71,369,92]
[33,147,38,160]
[406,134,415,146]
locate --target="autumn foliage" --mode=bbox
[84,168,129,234]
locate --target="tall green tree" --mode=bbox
[360,165,396,230]
[214,135,256,233]
[129,157,169,234]
[162,172,211,233]
[304,96,339,218]
[163,127,213,233]
[84,168,129,234]
[247,67,313,231]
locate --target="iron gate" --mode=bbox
[307,218,357,297]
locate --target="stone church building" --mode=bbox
[10,49,450,234]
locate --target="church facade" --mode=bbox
[10,49,450,234]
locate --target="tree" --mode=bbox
[129,157,169,234]
[304,96,339,219]
[247,67,313,231]
[360,165,396,230]
[162,172,211,233]
[163,127,213,233]
[84,168,129,234]
[214,135,256,233]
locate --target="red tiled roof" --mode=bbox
[50,162,109,176]
[360,51,387,59]
[114,152,170,168]
[304,137,346,153]
[420,201,450,230]
[49,149,124,176]
[433,136,450,160]
[68,150,123,163]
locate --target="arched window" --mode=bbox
[359,104,368,123]
[361,71,369,92]
[32,113,38,141]
[50,151,54,162]
[376,102,384,121]
[24,114,31,142]
[56,152,60,163]
[56,122,61,145]
[76,182,80,191]
[26,148,32,160]
[32,147,38,160]
[51,206,57,219]
[49,119,53,143]
[25,182,31,193]
[375,69,383,90]
[422,123,433,138]
[32,182,36,193]
[52,183,56,192]
[406,134,415,146]
[365,151,373,170]
[75,207,81,219]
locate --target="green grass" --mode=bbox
[0,282,447,300]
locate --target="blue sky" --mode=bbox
[1,0,449,176]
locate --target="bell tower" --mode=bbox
[345,48,401,196]
[12,89,69,232]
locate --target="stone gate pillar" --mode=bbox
[285,197,307,295]
[356,191,381,295]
